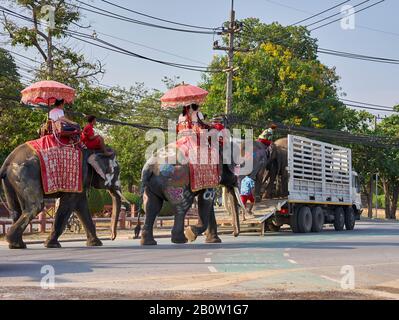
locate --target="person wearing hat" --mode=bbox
[257,124,277,146]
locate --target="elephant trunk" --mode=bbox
[109,189,122,240]
[224,186,242,237]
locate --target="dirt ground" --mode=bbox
[0,286,381,300]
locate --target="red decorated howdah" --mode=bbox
[26,135,83,194]
[175,135,220,192]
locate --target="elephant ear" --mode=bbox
[87,153,107,180]
[88,151,119,188]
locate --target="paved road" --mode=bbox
[0,220,398,299]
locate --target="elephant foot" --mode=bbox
[44,239,62,248]
[140,238,157,246]
[6,234,26,249]
[205,236,222,244]
[184,226,197,243]
[171,236,188,244]
[87,238,103,247]
[8,241,27,249]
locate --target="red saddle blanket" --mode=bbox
[26,135,83,194]
[175,135,220,192]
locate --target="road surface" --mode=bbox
[0,220,398,300]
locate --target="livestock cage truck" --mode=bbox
[262,134,362,234]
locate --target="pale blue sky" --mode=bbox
[4,0,398,115]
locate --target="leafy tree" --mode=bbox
[202,20,347,130]
[0,48,46,163]
[375,112,399,219]
[1,0,103,84]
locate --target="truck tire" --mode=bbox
[334,207,345,231]
[345,207,356,230]
[297,206,312,233]
[290,207,300,233]
[311,206,324,233]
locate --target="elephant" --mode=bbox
[255,138,288,200]
[0,143,122,249]
[139,136,269,246]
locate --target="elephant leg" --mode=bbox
[2,179,21,223]
[6,196,43,250]
[205,205,222,243]
[141,189,163,246]
[74,194,102,247]
[45,196,74,248]
[185,191,213,242]
[171,194,194,244]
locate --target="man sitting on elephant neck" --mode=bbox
[258,124,277,147]
[81,115,113,156]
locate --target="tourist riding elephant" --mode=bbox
[139,135,269,245]
[0,143,122,249]
[255,138,288,200]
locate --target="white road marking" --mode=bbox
[204,258,212,263]
[283,253,290,257]
[320,275,341,284]
[208,266,218,273]
[288,259,298,264]
[285,248,291,252]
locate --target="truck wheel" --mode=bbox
[334,207,345,231]
[290,207,300,233]
[311,207,324,233]
[297,206,312,233]
[345,207,356,230]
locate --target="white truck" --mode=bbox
[262,134,362,234]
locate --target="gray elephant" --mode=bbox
[255,138,288,200]
[139,136,269,245]
[0,143,122,249]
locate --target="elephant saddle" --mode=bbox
[175,135,220,192]
[26,135,83,194]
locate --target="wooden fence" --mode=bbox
[0,206,200,236]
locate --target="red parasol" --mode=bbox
[21,80,76,106]
[160,83,208,109]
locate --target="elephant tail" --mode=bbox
[134,164,152,239]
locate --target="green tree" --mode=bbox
[202,20,346,130]
[1,0,103,84]
[0,48,46,163]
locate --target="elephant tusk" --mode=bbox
[233,187,246,211]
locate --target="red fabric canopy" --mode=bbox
[21,80,76,105]
[160,83,208,109]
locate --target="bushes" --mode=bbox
[372,194,385,208]
[87,189,112,215]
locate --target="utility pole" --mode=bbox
[213,0,249,115]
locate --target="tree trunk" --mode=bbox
[389,186,399,220]
[382,180,390,219]
[367,178,373,218]
[128,181,133,193]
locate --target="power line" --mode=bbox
[292,0,352,25]
[66,1,218,35]
[318,48,399,65]
[305,0,371,28]
[0,6,220,73]
[98,0,219,31]
[340,98,394,109]
[310,0,385,31]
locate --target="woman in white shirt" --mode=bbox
[49,99,79,132]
